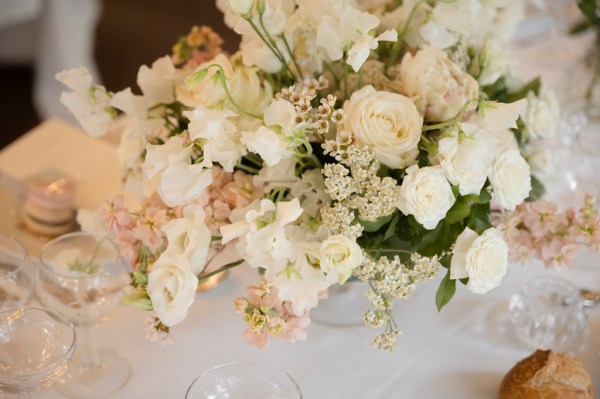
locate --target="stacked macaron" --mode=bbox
[23,176,76,237]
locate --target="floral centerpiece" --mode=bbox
[57,0,598,351]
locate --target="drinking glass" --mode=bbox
[508,276,588,352]
[36,232,130,398]
[0,235,34,311]
[0,307,76,397]
[186,363,303,399]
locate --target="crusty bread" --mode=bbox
[498,350,594,399]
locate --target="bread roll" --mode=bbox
[498,350,594,399]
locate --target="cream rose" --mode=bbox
[399,46,479,122]
[524,89,560,139]
[320,235,363,283]
[450,227,508,294]
[397,165,455,230]
[490,149,531,211]
[147,253,198,327]
[343,85,423,169]
[161,204,212,275]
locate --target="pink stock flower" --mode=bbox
[221,171,261,209]
[100,195,131,233]
[132,207,168,250]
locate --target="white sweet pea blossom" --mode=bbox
[450,227,508,295]
[147,253,198,327]
[438,123,495,196]
[253,157,298,189]
[241,126,294,166]
[489,149,531,211]
[137,56,185,104]
[524,89,560,139]
[316,6,396,72]
[240,34,290,73]
[142,136,212,206]
[397,165,456,230]
[480,99,528,132]
[185,106,246,172]
[56,67,114,137]
[162,204,212,275]
[221,198,303,270]
[320,234,363,283]
[267,240,335,314]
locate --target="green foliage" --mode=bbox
[528,175,546,201]
[122,289,153,311]
[359,214,394,233]
[435,269,456,312]
[505,77,541,103]
[577,0,600,26]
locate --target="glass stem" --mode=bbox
[78,325,101,369]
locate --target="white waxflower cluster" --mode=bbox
[355,252,440,351]
[371,331,401,352]
[320,202,364,239]
[409,253,441,282]
[322,142,400,223]
[277,77,343,136]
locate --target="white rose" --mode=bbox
[450,227,508,294]
[241,126,294,166]
[344,85,423,169]
[399,46,479,122]
[524,89,560,139]
[438,124,495,196]
[320,234,363,283]
[489,129,519,153]
[490,149,531,211]
[162,204,212,275]
[147,253,198,326]
[397,165,456,230]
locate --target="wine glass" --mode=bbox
[36,232,131,399]
[0,235,34,311]
[508,276,588,352]
[186,363,303,399]
[0,307,76,397]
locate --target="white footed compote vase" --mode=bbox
[0,235,34,311]
[186,363,302,399]
[36,232,131,399]
[0,307,76,398]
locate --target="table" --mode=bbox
[0,118,598,398]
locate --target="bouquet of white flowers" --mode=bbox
[58,0,566,351]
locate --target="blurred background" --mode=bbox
[0,0,239,149]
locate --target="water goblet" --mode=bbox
[0,235,34,311]
[0,307,76,397]
[508,276,588,352]
[36,232,130,399]
[186,363,303,399]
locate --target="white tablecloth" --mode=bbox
[0,119,598,398]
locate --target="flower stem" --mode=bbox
[421,98,480,132]
[198,259,244,282]
[386,0,426,70]
[281,34,303,80]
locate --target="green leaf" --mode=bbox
[577,0,600,25]
[359,214,394,233]
[383,213,400,241]
[478,186,491,204]
[132,271,148,286]
[505,77,541,102]
[446,199,471,224]
[527,174,546,201]
[435,269,456,312]
[122,289,153,311]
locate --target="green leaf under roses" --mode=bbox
[446,200,471,224]
[505,77,541,103]
[359,214,394,233]
[383,213,400,241]
[578,0,600,25]
[478,187,491,204]
[527,175,546,202]
[436,269,456,312]
[122,289,153,311]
